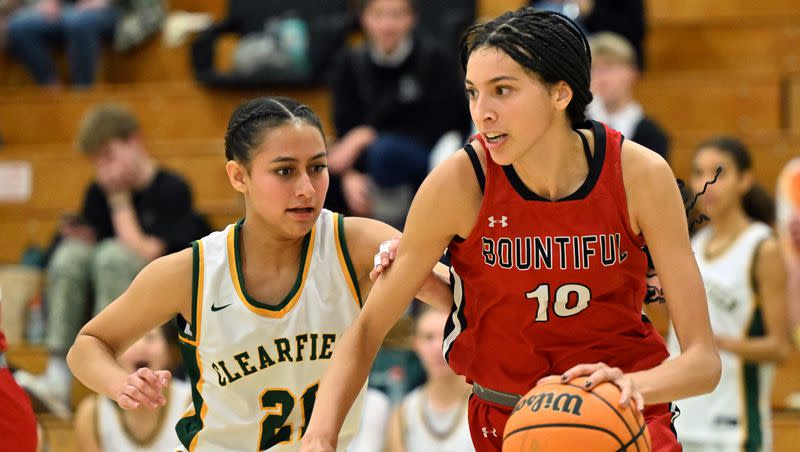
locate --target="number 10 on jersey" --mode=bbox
[525,283,592,322]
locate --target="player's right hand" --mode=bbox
[114,367,172,410]
[370,236,400,281]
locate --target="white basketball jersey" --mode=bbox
[667,222,774,449]
[96,380,192,452]
[175,210,365,451]
[399,388,474,452]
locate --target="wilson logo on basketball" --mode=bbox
[513,391,584,416]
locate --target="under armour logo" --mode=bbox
[482,427,498,438]
[488,216,508,228]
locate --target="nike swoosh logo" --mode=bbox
[211,302,232,312]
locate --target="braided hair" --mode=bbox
[224,96,325,166]
[460,7,593,127]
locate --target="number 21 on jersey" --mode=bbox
[258,382,318,450]
[525,283,591,322]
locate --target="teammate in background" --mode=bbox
[775,157,800,350]
[74,323,192,452]
[386,306,474,452]
[301,8,720,452]
[668,137,791,452]
[67,97,452,451]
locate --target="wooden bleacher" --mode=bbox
[2,0,800,450]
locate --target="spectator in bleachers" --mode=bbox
[530,0,646,69]
[73,322,191,452]
[14,103,209,418]
[386,306,473,452]
[326,0,471,227]
[587,32,670,160]
[0,0,23,51]
[7,0,120,87]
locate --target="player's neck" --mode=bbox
[514,125,588,201]
[710,207,750,239]
[425,376,470,410]
[238,217,306,272]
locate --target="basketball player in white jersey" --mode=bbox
[66,96,453,452]
[74,324,192,452]
[667,137,791,452]
[386,306,474,452]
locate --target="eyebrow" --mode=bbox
[270,151,328,163]
[465,75,519,85]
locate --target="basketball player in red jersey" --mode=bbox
[301,8,721,452]
[0,305,38,452]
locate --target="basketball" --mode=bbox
[502,377,651,452]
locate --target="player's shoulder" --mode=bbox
[620,138,674,186]
[144,247,193,278]
[427,140,486,194]
[131,248,194,306]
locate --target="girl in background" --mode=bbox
[74,323,191,452]
[668,136,791,452]
[386,307,473,452]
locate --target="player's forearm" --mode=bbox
[303,320,382,446]
[415,263,453,313]
[629,343,720,405]
[717,335,790,363]
[108,193,165,260]
[67,334,129,399]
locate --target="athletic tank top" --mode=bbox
[96,380,191,452]
[446,120,669,395]
[399,387,474,452]
[668,222,774,448]
[175,210,366,451]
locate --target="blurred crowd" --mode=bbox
[0,1,799,452]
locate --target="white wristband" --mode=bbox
[373,241,392,267]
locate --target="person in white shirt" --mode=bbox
[587,31,670,160]
[386,307,474,452]
[74,323,192,452]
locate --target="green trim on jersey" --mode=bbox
[178,241,201,342]
[176,340,205,449]
[742,306,765,452]
[234,219,313,311]
[337,214,363,307]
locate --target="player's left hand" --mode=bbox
[370,236,400,281]
[538,362,644,411]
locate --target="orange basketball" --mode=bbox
[502,377,651,452]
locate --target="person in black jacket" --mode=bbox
[530,0,646,69]
[587,32,670,161]
[325,0,471,226]
[14,104,209,418]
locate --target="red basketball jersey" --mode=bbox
[0,305,5,354]
[445,121,669,395]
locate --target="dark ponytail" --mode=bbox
[742,184,775,226]
[224,96,324,166]
[460,7,592,126]
[696,136,775,225]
